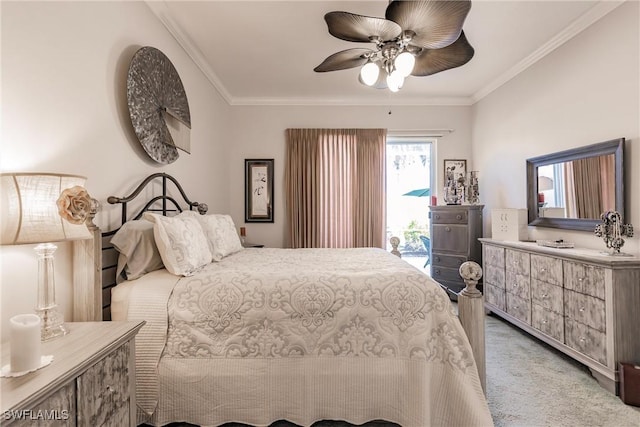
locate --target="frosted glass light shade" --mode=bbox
[0,173,92,245]
[387,70,404,92]
[394,51,415,77]
[360,62,380,86]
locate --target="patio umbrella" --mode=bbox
[402,188,430,197]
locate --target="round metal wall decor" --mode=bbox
[126,46,191,164]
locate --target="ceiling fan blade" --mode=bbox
[358,65,389,89]
[385,0,471,49]
[325,11,402,43]
[314,48,374,72]
[411,31,474,76]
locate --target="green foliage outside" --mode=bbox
[402,220,429,253]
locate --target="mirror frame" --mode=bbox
[526,138,625,232]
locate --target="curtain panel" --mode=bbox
[285,128,386,249]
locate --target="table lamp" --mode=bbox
[537,175,554,205]
[1,173,93,341]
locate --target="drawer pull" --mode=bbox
[445,226,451,232]
[435,270,441,275]
[578,277,584,282]
[540,268,546,273]
[435,256,441,262]
[435,214,440,220]
[579,307,585,313]
[579,337,586,343]
[456,214,462,220]
[542,319,547,324]
[106,385,115,393]
[512,283,518,288]
[541,293,548,299]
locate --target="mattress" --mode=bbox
[112,247,493,427]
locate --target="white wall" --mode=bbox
[0,1,232,340]
[228,105,473,248]
[471,1,639,255]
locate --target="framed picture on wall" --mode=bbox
[245,159,274,223]
[444,159,467,183]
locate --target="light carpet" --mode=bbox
[485,314,640,427]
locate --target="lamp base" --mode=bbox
[36,306,68,341]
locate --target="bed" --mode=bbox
[75,173,492,427]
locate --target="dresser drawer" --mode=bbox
[485,283,506,311]
[431,225,468,253]
[484,264,505,289]
[530,254,562,286]
[506,292,531,325]
[431,265,464,283]
[563,261,605,299]
[531,303,564,342]
[506,249,530,276]
[531,278,563,314]
[505,270,531,301]
[77,342,130,427]
[431,253,466,269]
[565,318,607,365]
[430,210,468,224]
[484,245,505,269]
[564,289,605,333]
[6,382,76,427]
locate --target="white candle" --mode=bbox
[9,314,42,373]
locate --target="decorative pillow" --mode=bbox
[143,211,212,276]
[110,220,164,283]
[185,212,243,261]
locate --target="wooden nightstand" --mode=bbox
[1,321,144,426]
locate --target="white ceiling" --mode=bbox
[147,1,622,106]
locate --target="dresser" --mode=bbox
[481,238,640,393]
[1,321,144,426]
[429,205,484,298]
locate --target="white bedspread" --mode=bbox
[113,248,493,427]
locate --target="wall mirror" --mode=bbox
[526,138,624,232]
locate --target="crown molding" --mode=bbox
[145,1,233,104]
[147,0,623,107]
[471,0,625,104]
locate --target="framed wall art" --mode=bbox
[444,159,467,183]
[245,159,274,223]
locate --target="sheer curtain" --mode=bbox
[285,128,386,249]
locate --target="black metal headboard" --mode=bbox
[100,173,208,319]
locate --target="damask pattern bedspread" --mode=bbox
[118,248,492,427]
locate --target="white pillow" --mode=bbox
[143,212,212,276]
[184,212,243,261]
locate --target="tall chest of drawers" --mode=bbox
[429,205,484,298]
[481,238,640,393]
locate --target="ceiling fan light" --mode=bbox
[394,51,415,77]
[360,62,380,86]
[387,70,404,92]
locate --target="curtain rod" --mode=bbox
[388,129,454,137]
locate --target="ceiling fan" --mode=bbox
[314,0,474,92]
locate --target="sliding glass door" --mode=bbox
[386,137,434,272]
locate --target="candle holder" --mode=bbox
[594,211,634,256]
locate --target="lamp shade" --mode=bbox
[538,176,554,191]
[1,173,92,245]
